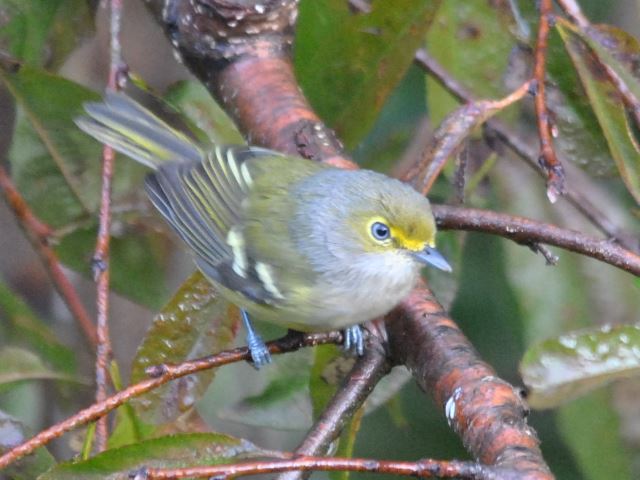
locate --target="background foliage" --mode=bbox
[0,0,639,479]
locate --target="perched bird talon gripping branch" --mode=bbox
[76,91,451,368]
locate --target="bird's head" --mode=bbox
[352,188,452,272]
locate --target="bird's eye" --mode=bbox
[371,221,390,241]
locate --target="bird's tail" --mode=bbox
[75,91,204,169]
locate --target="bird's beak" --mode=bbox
[412,246,452,272]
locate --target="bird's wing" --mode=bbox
[146,146,298,305]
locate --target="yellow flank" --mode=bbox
[390,226,427,252]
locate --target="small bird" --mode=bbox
[76,92,451,367]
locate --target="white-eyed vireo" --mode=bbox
[76,92,451,367]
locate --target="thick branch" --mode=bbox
[388,284,551,477]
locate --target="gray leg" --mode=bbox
[242,309,272,368]
[343,325,365,356]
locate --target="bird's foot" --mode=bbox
[343,325,365,356]
[241,309,272,368]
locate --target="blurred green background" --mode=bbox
[1,1,640,479]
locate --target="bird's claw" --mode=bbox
[343,325,365,356]
[246,332,272,369]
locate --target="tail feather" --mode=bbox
[75,91,204,169]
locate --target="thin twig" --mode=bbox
[92,0,124,451]
[0,165,98,347]
[406,79,532,194]
[415,49,636,250]
[277,333,390,480]
[555,0,590,28]
[534,0,565,202]
[0,331,342,469]
[433,204,640,276]
[141,456,492,479]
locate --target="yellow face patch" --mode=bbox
[389,226,428,252]
[367,216,433,252]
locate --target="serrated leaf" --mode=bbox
[40,433,270,480]
[129,272,237,424]
[558,19,640,204]
[521,324,640,409]
[296,0,441,148]
[0,347,81,388]
[0,409,55,480]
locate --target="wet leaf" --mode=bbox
[558,20,640,203]
[521,324,640,409]
[40,433,271,480]
[0,346,81,388]
[0,280,75,373]
[296,0,441,148]
[0,409,55,480]
[575,24,640,117]
[129,272,238,424]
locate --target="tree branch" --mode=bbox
[0,331,341,469]
[533,0,566,202]
[433,204,640,276]
[141,1,553,478]
[0,164,98,347]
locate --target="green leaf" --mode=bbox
[0,280,75,373]
[208,346,313,430]
[129,272,237,424]
[521,324,640,409]
[331,407,364,480]
[558,19,640,204]
[296,0,441,148]
[0,346,81,388]
[163,81,244,146]
[0,0,91,67]
[40,433,271,480]
[574,24,640,121]
[1,63,170,308]
[0,409,55,480]
[54,225,168,310]
[557,390,632,480]
[425,1,516,125]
